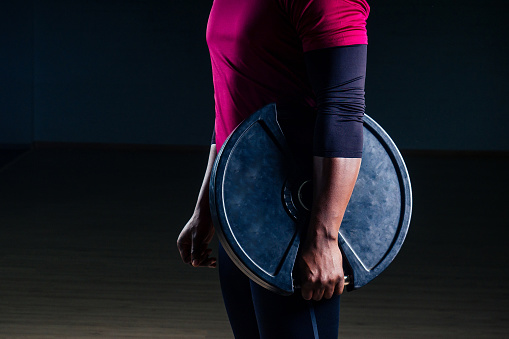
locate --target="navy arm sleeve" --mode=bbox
[211,129,216,145]
[304,44,367,158]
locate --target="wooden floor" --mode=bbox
[0,149,508,338]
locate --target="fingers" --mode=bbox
[191,242,207,265]
[191,255,217,268]
[181,245,216,268]
[300,277,345,301]
[177,215,216,267]
[334,278,345,296]
[177,239,192,264]
[324,283,335,300]
[312,287,325,301]
[301,284,328,301]
[177,236,216,268]
[301,284,313,301]
[192,248,216,266]
[200,257,217,268]
[190,243,217,268]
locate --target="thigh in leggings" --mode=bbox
[218,243,341,339]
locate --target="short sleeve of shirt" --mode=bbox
[280,0,370,52]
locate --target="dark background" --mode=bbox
[2,0,508,151]
[1,1,509,338]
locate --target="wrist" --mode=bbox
[194,191,210,211]
[307,214,340,240]
[193,203,212,221]
[304,225,339,247]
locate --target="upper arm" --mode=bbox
[280,0,370,52]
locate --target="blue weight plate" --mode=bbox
[209,103,412,295]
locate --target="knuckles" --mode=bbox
[301,273,345,299]
[305,274,342,287]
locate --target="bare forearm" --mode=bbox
[306,156,361,242]
[193,144,217,217]
[297,156,361,299]
[177,144,218,268]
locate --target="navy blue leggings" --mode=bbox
[218,243,341,339]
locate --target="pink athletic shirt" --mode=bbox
[207,0,370,150]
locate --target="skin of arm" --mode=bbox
[297,156,361,301]
[177,144,218,268]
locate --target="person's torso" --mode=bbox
[207,0,315,149]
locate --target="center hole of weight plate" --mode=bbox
[297,180,312,211]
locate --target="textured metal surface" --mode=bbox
[210,103,412,295]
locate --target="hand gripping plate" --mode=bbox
[209,103,412,295]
